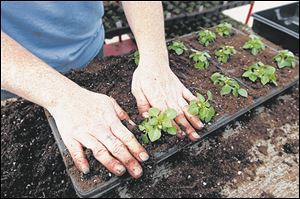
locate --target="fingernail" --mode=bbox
[139,152,149,162]
[81,166,90,174]
[128,119,136,126]
[133,166,143,178]
[142,112,149,118]
[199,122,205,128]
[192,132,200,139]
[116,164,126,175]
[179,131,186,139]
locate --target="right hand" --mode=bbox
[48,88,148,179]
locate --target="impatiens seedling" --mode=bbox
[215,22,233,37]
[168,41,188,55]
[211,72,248,98]
[134,50,140,65]
[189,50,211,70]
[214,45,236,63]
[274,50,296,69]
[198,29,216,46]
[188,91,216,123]
[139,108,177,144]
[243,35,265,55]
[242,62,277,86]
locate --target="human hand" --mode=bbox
[131,59,204,141]
[48,88,149,178]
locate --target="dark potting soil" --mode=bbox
[180,29,300,98]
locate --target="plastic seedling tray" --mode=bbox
[45,28,299,198]
[252,2,299,54]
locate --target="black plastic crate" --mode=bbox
[252,2,299,55]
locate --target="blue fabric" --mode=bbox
[1,1,105,73]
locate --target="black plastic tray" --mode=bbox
[105,1,252,39]
[45,28,299,198]
[252,2,299,54]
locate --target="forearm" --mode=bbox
[1,32,82,109]
[122,1,168,66]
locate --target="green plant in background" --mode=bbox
[274,50,296,69]
[215,22,233,37]
[189,50,211,70]
[243,35,265,55]
[214,45,236,63]
[168,41,188,55]
[242,62,277,86]
[188,91,215,123]
[134,50,140,65]
[198,29,216,46]
[139,108,177,144]
[211,72,248,97]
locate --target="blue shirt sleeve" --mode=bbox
[1,1,105,73]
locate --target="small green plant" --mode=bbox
[274,50,296,68]
[134,50,140,65]
[210,72,248,97]
[243,35,265,55]
[198,29,216,46]
[168,41,188,55]
[189,50,211,70]
[242,62,277,86]
[214,45,236,63]
[139,108,177,143]
[188,91,215,123]
[216,22,233,37]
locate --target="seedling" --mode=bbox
[168,41,188,55]
[215,22,233,37]
[139,108,177,143]
[214,45,236,63]
[188,91,216,123]
[274,50,296,69]
[243,35,265,55]
[211,72,248,97]
[198,29,216,46]
[242,62,277,86]
[189,50,211,70]
[134,50,140,65]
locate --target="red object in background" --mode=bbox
[245,1,255,25]
[103,38,137,57]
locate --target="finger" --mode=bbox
[178,98,204,129]
[175,114,200,142]
[75,134,126,176]
[132,88,151,117]
[64,139,90,174]
[111,122,149,162]
[110,97,136,126]
[172,120,186,139]
[92,129,143,179]
[182,87,197,102]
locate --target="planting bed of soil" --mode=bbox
[1,28,299,197]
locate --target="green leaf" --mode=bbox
[149,118,158,126]
[249,74,258,82]
[207,90,213,101]
[148,128,161,142]
[261,75,269,85]
[175,48,184,55]
[238,88,248,97]
[197,93,205,102]
[205,107,215,122]
[139,124,145,131]
[242,70,252,77]
[188,104,199,115]
[167,127,177,135]
[164,108,177,119]
[199,108,207,120]
[162,119,173,128]
[148,107,160,117]
[220,84,232,95]
[141,134,149,144]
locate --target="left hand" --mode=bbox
[131,59,204,141]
